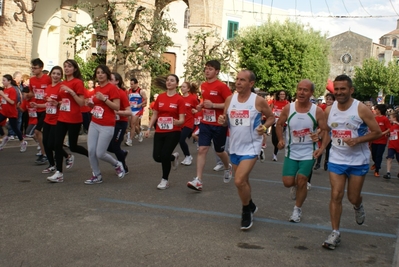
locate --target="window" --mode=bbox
[227,21,239,39]
[393,39,397,48]
[184,8,190,28]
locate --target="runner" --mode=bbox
[322,74,381,250]
[218,70,274,230]
[187,60,233,191]
[276,79,330,223]
[126,78,147,146]
[270,90,290,161]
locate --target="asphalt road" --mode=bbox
[1,134,399,267]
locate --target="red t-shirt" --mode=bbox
[20,98,38,125]
[117,88,130,122]
[80,89,96,113]
[153,93,185,133]
[90,83,120,126]
[44,83,61,126]
[182,93,198,129]
[29,74,52,112]
[0,87,18,118]
[58,78,86,123]
[388,124,399,151]
[372,115,391,145]
[200,80,232,126]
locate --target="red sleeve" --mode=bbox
[20,100,27,111]
[108,84,120,100]
[74,80,86,96]
[178,97,185,115]
[220,83,232,100]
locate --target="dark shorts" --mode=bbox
[198,123,228,152]
[386,148,399,160]
[35,111,46,131]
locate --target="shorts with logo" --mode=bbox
[328,162,369,177]
[230,154,257,165]
[198,123,227,152]
[282,157,315,177]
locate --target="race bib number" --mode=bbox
[292,128,311,143]
[46,103,57,114]
[28,108,37,118]
[91,106,105,119]
[60,99,71,112]
[157,117,173,130]
[390,132,398,140]
[229,109,250,126]
[0,95,7,104]
[331,129,352,146]
[34,89,45,100]
[115,114,120,121]
[130,101,138,108]
[203,109,216,122]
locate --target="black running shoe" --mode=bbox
[241,211,253,230]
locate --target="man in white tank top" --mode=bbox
[276,79,330,224]
[218,70,275,230]
[322,75,381,250]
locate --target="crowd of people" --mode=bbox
[2,58,398,251]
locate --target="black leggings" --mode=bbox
[43,122,68,166]
[54,121,88,172]
[179,126,193,157]
[271,124,284,155]
[107,121,128,168]
[153,131,180,180]
[0,115,23,141]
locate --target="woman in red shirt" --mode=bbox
[84,65,124,185]
[0,74,27,152]
[47,59,88,183]
[145,74,185,189]
[270,90,290,161]
[107,72,132,174]
[179,81,199,166]
[81,80,95,133]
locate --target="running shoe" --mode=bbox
[307,182,311,191]
[250,202,258,214]
[84,174,103,185]
[35,155,48,165]
[20,141,28,153]
[290,186,297,200]
[0,136,10,150]
[47,171,64,183]
[322,231,341,250]
[383,173,391,179]
[125,139,132,147]
[172,152,179,170]
[289,206,302,223]
[138,132,144,142]
[115,161,126,179]
[354,203,365,225]
[241,211,253,230]
[181,155,193,166]
[314,163,320,170]
[157,178,169,190]
[36,151,42,156]
[187,177,203,191]
[9,135,15,140]
[213,163,224,171]
[66,155,74,169]
[42,166,56,174]
[272,154,278,161]
[224,163,233,183]
[370,164,376,170]
[259,149,265,162]
[374,171,380,177]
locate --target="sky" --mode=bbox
[249,0,399,43]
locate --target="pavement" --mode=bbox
[1,134,399,267]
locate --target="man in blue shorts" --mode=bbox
[322,74,381,250]
[276,79,330,223]
[218,70,274,230]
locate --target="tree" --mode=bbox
[65,0,176,79]
[353,58,399,103]
[183,29,237,85]
[235,19,330,97]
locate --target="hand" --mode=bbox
[256,124,265,136]
[309,129,321,142]
[277,140,285,150]
[60,85,72,94]
[313,149,322,158]
[343,137,358,147]
[30,102,38,108]
[95,92,106,101]
[203,99,213,109]
[218,115,226,125]
[144,129,151,138]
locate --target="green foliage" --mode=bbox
[74,55,104,84]
[353,58,399,102]
[183,29,237,85]
[235,19,330,98]
[64,0,176,79]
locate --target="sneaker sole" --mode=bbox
[322,241,340,250]
[240,222,253,230]
[187,184,202,191]
[157,186,169,190]
[47,179,63,183]
[84,181,103,185]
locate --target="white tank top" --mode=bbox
[328,99,370,165]
[285,102,318,160]
[227,93,262,155]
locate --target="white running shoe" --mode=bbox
[223,163,233,183]
[0,136,10,150]
[20,141,28,153]
[290,186,297,200]
[47,171,64,183]
[138,132,144,142]
[66,155,74,169]
[9,135,15,140]
[157,178,169,190]
[307,182,311,191]
[172,152,179,170]
[84,174,103,185]
[354,203,365,225]
[259,149,265,162]
[272,154,278,161]
[125,139,132,147]
[181,155,193,166]
[213,164,224,171]
[187,177,203,191]
[115,161,126,179]
[322,231,341,250]
[289,206,302,223]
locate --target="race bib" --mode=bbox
[115,114,120,121]
[292,128,311,143]
[91,106,105,119]
[203,109,216,122]
[157,117,173,130]
[60,98,71,112]
[0,95,7,105]
[130,101,138,108]
[229,110,250,126]
[331,129,352,146]
[390,132,398,140]
[46,103,57,115]
[28,108,37,118]
[34,89,45,100]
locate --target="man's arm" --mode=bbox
[275,104,290,149]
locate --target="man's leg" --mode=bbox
[196,146,210,180]
[234,158,257,205]
[347,174,366,225]
[329,172,347,230]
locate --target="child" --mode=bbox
[383,112,399,179]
